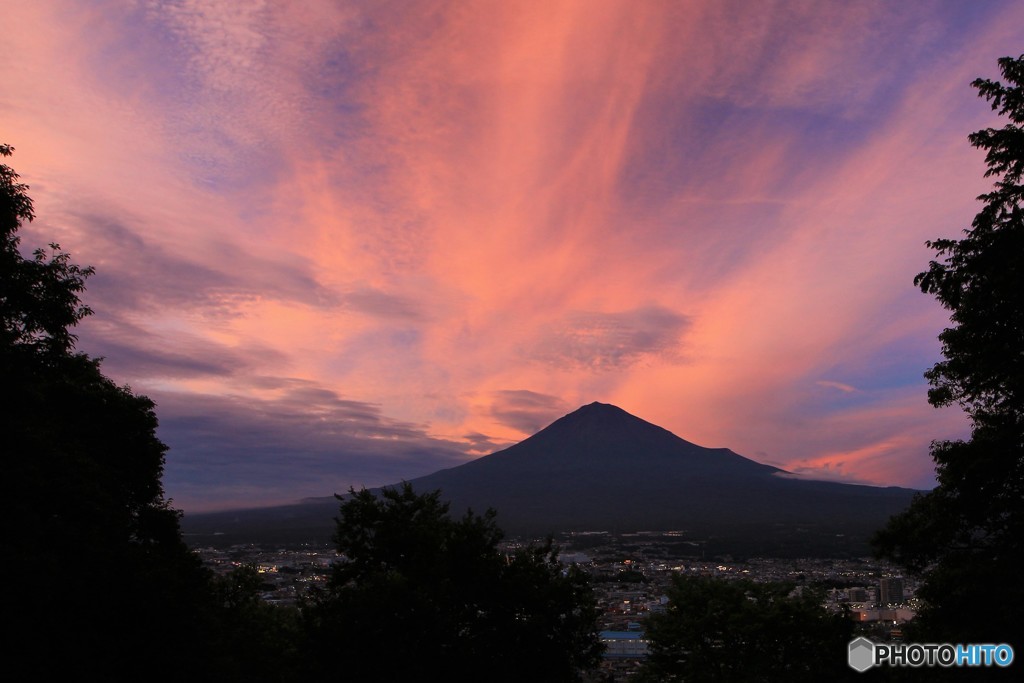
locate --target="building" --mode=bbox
[600,631,649,659]
[879,577,904,606]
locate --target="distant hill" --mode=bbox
[182,402,920,555]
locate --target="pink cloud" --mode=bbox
[2,0,1019,508]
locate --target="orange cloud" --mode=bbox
[2,0,1017,507]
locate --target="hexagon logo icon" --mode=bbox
[848,637,875,672]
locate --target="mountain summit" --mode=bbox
[183,403,919,554]
[401,403,916,550]
[475,401,781,476]
[413,401,780,493]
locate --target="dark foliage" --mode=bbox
[0,144,93,357]
[302,483,603,682]
[638,575,854,682]
[209,565,303,681]
[0,145,297,680]
[873,55,1024,652]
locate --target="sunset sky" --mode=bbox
[3,1,1022,512]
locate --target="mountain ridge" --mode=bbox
[182,402,920,555]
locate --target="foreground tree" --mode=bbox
[874,55,1024,651]
[0,144,207,676]
[208,564,303,680]
[302,483,603,682]
[638,575,853,682]
[0,145,301,680]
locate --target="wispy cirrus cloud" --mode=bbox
[55,211,337,315]
[84,314,288,380]
[156,379,472,511]
[817,380,858,394]
[2,0,1017,510]
[487,390,572,435]
[530,306,690,371]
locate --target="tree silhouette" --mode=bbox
[874,55,1024,652]
[0,144,249,679]
[0,144,93,355]
[303,483,603,682]
[638,575,854,682]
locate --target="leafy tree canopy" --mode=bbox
[874,55,1024,651]
[0,144,93,357]
[0,144,297,680]
[303,483,603,682]
[638,575,854,683]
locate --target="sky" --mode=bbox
[3,0,1022,513]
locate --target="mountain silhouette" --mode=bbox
[402,402,915,535]
[182,402,920,554]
